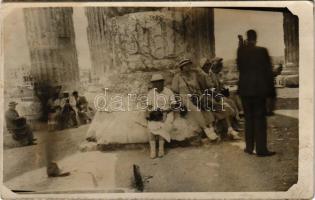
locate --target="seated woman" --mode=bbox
[171,58,218,141]
[199,57,241,140]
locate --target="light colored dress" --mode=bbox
[86,88,199,145]
[171,70,215,129]
[147,87,178,142]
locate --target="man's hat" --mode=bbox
[151,74,164,82]
[178,58,192,68]
[9,101,18,106]
[210,57,224,72]
[210,57,223,63]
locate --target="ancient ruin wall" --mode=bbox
[86,8,215,94]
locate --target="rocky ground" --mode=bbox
[3,88,298,194]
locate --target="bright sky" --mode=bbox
[4,8,30,70]
[214,8,285,60]
[73,8,91,70]
[4,8,285,71]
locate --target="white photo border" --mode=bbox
[0,1,313,199]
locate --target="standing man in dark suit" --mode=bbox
[237,30,276,157]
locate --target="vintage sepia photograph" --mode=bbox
[0,2,313,198]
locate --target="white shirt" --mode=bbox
[147,87,176,111]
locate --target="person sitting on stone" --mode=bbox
[199,57,241,140]
[59,91,79,129]
[5,101,37,146]
[71,91,93,124]
[47,90,63,131]
[171,58,218,141]
[147,74,176,159]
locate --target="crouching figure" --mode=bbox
[146,74,176,159]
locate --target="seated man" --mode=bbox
[5,101,37,146]
[200,57,241,140]
[47,91,62,131]
[71,91,93,124]
[59,91,79,129]
[147,74,175,159]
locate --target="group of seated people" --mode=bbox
[146,57,244,159]
[47,90,94,131]
[4,89,94,147]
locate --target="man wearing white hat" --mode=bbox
[5,101,37,146]
[146,74,176,158]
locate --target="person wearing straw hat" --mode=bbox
[171,58,218,141]
[5,101,37,146]
[146,73,176,158]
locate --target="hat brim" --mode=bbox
[151,79,164,82]
[211,58,223,63]
[179,61,192,68]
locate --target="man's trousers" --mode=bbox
[240,96,269,154]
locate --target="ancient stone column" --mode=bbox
[85,7,109,83]
[283,9,299,75]
[189,7,215,63]
[24,7,80,90]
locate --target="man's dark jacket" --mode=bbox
[5,109,20,130]
[237,45,275,97]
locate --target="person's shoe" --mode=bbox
[228,129,242,140]
[149,141,156,159]
[27,142,37,146]
[204,127,218,141]
[244,149,253,155]
[233,126,244,132]
[256,151,276,157]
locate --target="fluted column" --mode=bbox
[283,9,299,75]
[24,7,80,90]
[190,8,215,63]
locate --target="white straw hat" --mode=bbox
[151,74,164,82]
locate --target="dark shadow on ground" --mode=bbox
[3,125,89,181]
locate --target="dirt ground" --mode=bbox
[3,88,298,193]
[114,113,298,192]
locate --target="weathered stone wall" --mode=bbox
[24,8,80,90]
[86,8,215,94]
